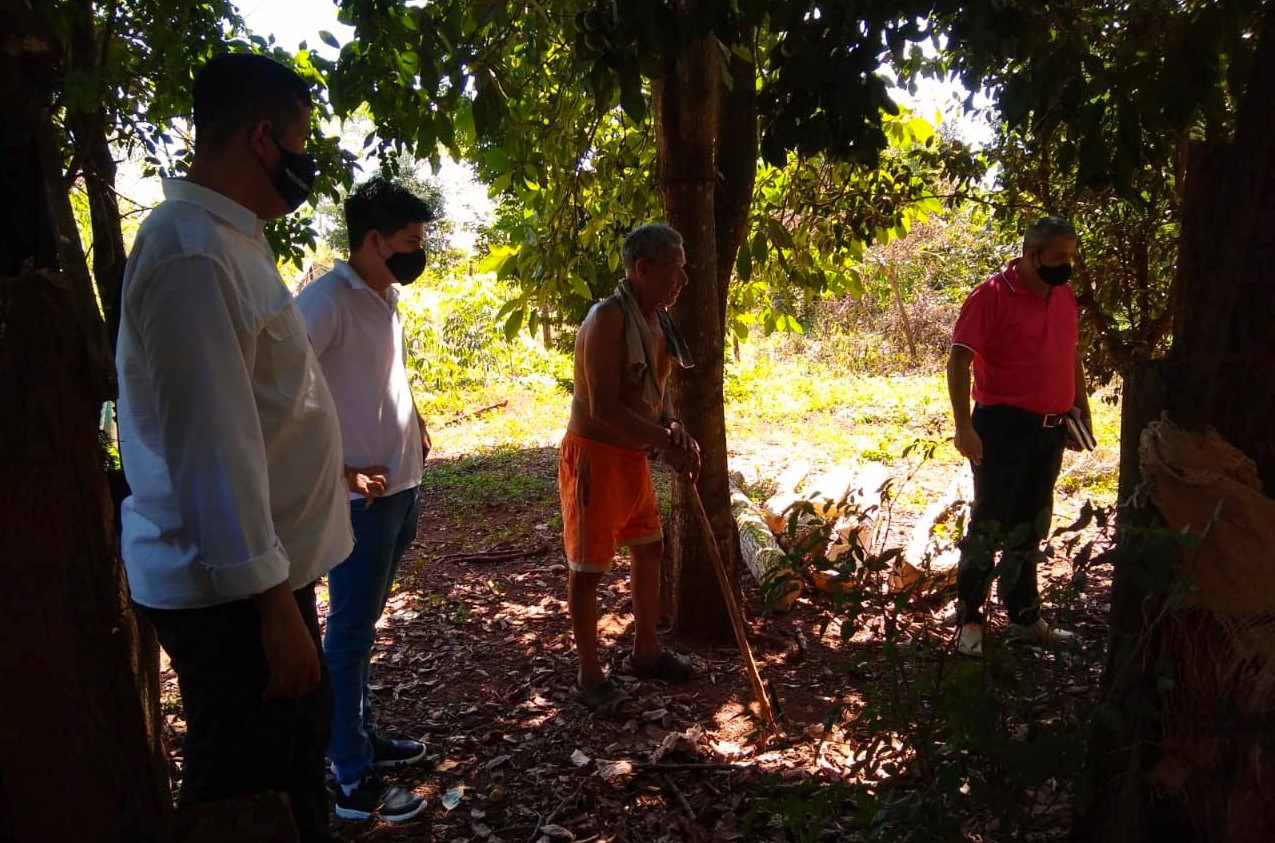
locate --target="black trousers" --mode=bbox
[957,404,1067,625]
[142,583,333,843]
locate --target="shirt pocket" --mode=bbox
[260,302,316,408]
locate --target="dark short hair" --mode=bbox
[344,178,439,251]
[623,223,683,271]
[192,52,312,151]
[1023,215,1078,253]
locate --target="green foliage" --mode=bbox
[398,270,570,399]
[936,0,1267,195]
[44,2,356,267]
[327,1,988,346]
[749,488,1110,841]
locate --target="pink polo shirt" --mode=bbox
[952,258,1078,415]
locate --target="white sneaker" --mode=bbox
[957,623,983,657]
[1007,618,1076,646]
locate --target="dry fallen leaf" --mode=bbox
[570,748,592,767]
[597,759,634,782]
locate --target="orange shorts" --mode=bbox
[558,432,663,573]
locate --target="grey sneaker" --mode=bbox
[333,771,425,823]
[1007,618,1076,646]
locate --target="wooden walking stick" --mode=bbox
[686,479,780,736]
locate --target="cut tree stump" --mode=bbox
[731,481,800,611]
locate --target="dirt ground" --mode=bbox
[160,445,1115,843]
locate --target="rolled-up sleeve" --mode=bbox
[135,255,289,599]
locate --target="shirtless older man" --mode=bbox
[559,223,701,713]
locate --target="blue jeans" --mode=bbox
[324,486,421,785]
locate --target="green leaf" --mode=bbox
[319,30,341,49]
[502,306,525,340]
[766,218,795,251]
[477,246,516,274]
[618,77,647,124]
[735,244,752,282]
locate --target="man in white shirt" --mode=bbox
[115,53,351,842]
[296,178,435,823]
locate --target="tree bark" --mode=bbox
[1077,6,1275,841]
[0,277,174,843]
[66,0,128,349]
[656,8,735,641]
[0,12,172,840]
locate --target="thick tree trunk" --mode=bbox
[655,10,735,641]
[0,16,172,841]
[1076,7,1275,841]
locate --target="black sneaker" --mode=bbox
[371,734,428,768]
[332,771,425,823]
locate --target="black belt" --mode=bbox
[975,403,1067,429]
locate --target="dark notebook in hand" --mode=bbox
[1065,409,1097,451]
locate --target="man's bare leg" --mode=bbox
[567,568,605,689]
[630,540,663,666]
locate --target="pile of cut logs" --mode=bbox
[730,462,974,611]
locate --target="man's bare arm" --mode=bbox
[581,305,674,449]
[947,345,983,465]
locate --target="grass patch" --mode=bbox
[424,446,559,511]
[417,332,1123,528]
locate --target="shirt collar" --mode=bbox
[162,179,264,239]
[1002,258,1024,293]
[334,260,398,306]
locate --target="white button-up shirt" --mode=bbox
[116,179,353,610]
[296,262,423,499]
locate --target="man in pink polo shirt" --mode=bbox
[947,215,1092,657]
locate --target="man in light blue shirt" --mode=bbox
[297,178,435,823]
[116,53,350,842]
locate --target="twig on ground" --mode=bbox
[442,400,509,426]
[526,780,587,843]
[435,544,550,565]
[661,774,697,821]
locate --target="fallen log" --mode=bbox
[891,465,972,593]
[731,481,801,611]
[824,462,891,565]
[760,461,812,534]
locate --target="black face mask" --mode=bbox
[1036,257,1073,286]
[385,248,427,284]
[267,133,318,213]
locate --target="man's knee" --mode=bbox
[568,569,604,596]
[629,539,663,566]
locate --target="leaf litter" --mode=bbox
[154,447,1116,842]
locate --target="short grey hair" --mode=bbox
[1023,215,1078,253]
[623,223,683,271]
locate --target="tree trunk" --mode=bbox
[66,0,128,349]
[0,15,172,841]
[655,7,735,641]
[1076,7,1275,841]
